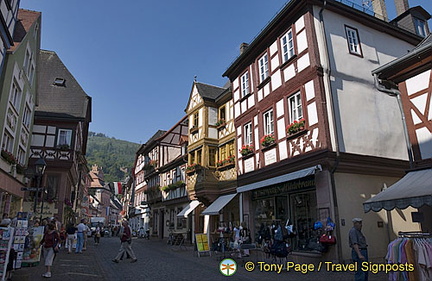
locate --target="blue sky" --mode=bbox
[20,0,432,144]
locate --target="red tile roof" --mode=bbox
[9,9,41,52]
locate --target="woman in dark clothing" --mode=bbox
[40,223,59,278]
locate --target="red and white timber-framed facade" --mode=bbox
[223,0,426,262]
[370,34,432,235]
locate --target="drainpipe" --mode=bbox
[373,74,414,168]
[319,2,343,262]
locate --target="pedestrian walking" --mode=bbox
[40,223,60,278]
[94,225,101,245]
[349,218,368,281]
[112,220,137,263]
[75,219,87,254]
[65,223,77,253]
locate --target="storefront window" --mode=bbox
[251,178,317,252]
[290,191,317,251]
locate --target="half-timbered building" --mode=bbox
[26,50,91,223]
[223,0,428,262]
[367,33,432,235]
[135,118,189,240]
[185,81,239,237]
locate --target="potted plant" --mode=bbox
[215,119,226,129]
[239,144,254,156]
[186,163,200,174]
[260,134,275,147]
[57,144,70,151]
[217,155,235,168]
[286,118,306,135]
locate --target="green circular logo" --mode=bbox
[219,258,237,276]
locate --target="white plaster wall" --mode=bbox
[272,70,282,90]
[316,7,415,160]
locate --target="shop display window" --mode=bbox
[289,191,317,251]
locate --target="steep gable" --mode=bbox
[37,50,91,120]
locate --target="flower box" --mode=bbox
[186,163,200,174]
[287,118,306,135]
[239,145,254,157]
[1,150,16,164]
[216,155,235,169]
[215,119,226,130]
[260,134,275,147]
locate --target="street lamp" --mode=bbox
[33,157,47,215]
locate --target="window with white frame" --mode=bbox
[2,132,13,152]
[244,122,252,145]
[288,91,303,122]
[263,109,274,135]
[22,104,31,128]
[258,53,269,83]
[281,29,295,63]
[17,147,25,165]
[23,48,31,75]
[57,129,72,147]
[345,26,362,56]
[241,71,250,97]
[10,80,22,110]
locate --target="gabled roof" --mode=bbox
[9,9,41,52]
[184,81,228,112]
[36,50,92,121]
[195,82,227,101]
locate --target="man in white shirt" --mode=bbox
[76,218,87,254]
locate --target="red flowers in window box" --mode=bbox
[217,155,235,167]
[239,144,254,156]
[260,134,275,147]
[286,118,306,135]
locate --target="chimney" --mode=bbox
[240,43,249,55]
[394,0,410,16]
[371,0,388,21]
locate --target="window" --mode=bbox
[23,49,31,75]
[219,106,226,121]
[22,104,31,128]
[17,147,25,165]
[258,53,269,83]
[57,129,72,146]
[345,26,362,56]
[263,109,274,135]
[193,111,199,128]
[244,122,252,145]
[288,92,303,122]
[53,78,66,87]
[219,141,234,161]
[2,132,13,152]
[241,71,250,97]
[10,80,22,110]
[209,148,217,167]
[414,18,427,37]
[281,29,294,63]
[196,149,202,165]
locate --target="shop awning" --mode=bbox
[236,165,322,193]
[201,194,237,215]
[363,168,432,213]
[177,200,200,218]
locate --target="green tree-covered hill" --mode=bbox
[85,132,140,183]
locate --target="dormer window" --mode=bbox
[414,17,427,37]
[53,78,66,87]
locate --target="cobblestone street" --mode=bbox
[10,236,389,281]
